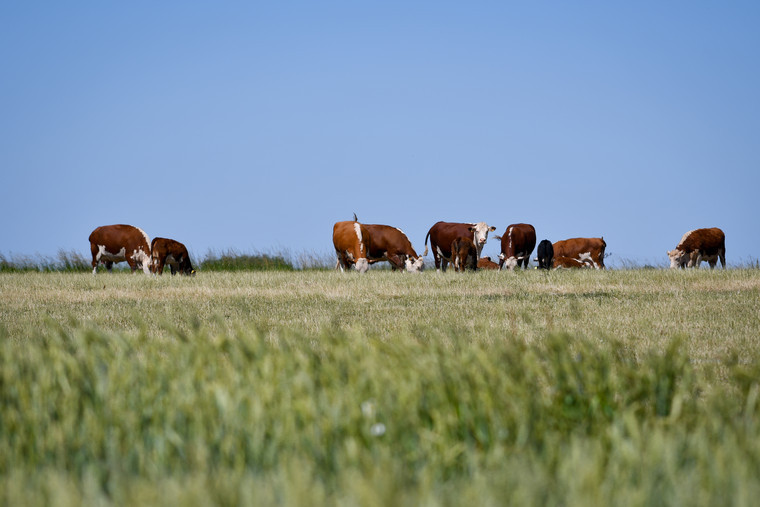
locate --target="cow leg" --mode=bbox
[720,250,726,269]
[105,261,114,273]
[90,244,99,274]
[155,257,165,275]
[432,244,442,271]
[170,262,178,275]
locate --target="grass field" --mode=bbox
[2,269,760,505]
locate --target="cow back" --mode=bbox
[365,224,417,259]
[677,228,725,255]
[500,223,536,257]
[89,224,151,254]
[427,222,477,258]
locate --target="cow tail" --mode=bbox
[423,230,430,257]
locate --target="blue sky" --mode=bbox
[2,2,758,267]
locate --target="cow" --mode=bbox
[151,237,195,275]
[333,220,371,273]
[451,237,478,272]
[536,239,554,270]
[356,219,424,272]
[424,221,496,271]
[668,228,726,269]
[495,223,536,270]
[552,237,607,269]
[552,254,595,269]
[477,257,500,270]
[89,224,151,274]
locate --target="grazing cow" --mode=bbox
[477,257,500,270]
[552,254,595,269]
[360,221,424,272]
[424,221,496,271]
[151,237,195,275]
[333,220,371,273]
[89,224,151,274]
[451,237,478,272]
[668,228,726,269]
[536,239,554,270]
[496,223,536,270]
[552,237,607,269]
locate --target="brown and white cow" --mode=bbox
[552,254,595,269]
[451,237,478,272]
[552,237,607,269]
[89,224,151,274]
[360,222,424,272]
[668,228,726,269]
[477,257,500,270]
[495,223,536,270]
[424,221,496,271]
[333,220,371,273]
[151,237,195,275]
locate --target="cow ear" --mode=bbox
[469,226,476,232]
[490,226,496,231]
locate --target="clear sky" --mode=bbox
[2,2,758,267]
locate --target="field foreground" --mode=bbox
[1,270,760,505]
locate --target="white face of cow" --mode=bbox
[469,222,496,251]
[667,249,688,269]
[503,256,519,270]
[404,256,425,272]
[355,258,369,273]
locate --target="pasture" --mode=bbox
[2,269,760,505]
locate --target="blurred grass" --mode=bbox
[1,269,760,505]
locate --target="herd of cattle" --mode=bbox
[87,221,727,275]
[332,216,726,273]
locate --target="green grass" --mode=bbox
[1,269,760,505]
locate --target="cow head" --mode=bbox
[499,252,520,270]
[468,222,497,248]
[355,258,369,273]
[667,249,689,269]
[404,255,425,273]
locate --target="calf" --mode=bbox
[553,254,595,269]
[536,239,554,270]
[89,224,151,274]
[496,223,536,270]
[451,237,478,272]
[151,237,195,275]
[424,221,496,271]
[668,228,726,269]
[553,237,606,269]
[333,220,371,273]
[477,257,500,270]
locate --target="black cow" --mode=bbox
[536,239,554,270]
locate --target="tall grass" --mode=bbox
[1,270,760,505]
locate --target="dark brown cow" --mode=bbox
[89,224,151,274]
[496,223,536,270]
[451,237,478,272]
[552,237,607,269]
[477,257,500,270]
[151,237,195,275]
[552,255,595,269]
[361,222,424,272]
[668,228,726,269]
[333,220,371,273]
[424,221,496,271]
